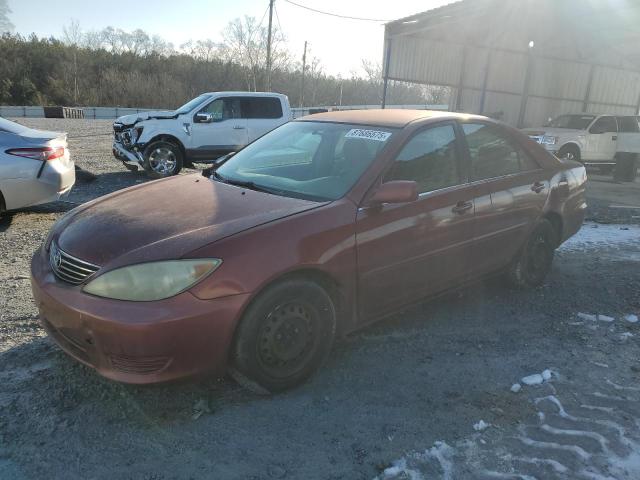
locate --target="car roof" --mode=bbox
[202,91,288,99]
[296,109,489,128]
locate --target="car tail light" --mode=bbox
[6,146,66,161]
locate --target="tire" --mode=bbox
[143,141,183,178]
[230,279,336,394]
[506,219,556,289]
[557,144,580,163]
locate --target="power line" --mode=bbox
[283,0,391,22]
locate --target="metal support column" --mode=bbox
[479,51,492,114]
[517,51,534,128]
[455,45,468,111]
[381,38,393,109]
[582,64,595,113]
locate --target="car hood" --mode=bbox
[116,110,178,126]
[522,127,584,136]
[55,174,324,269]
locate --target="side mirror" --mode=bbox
[369,181,419,205]
[194,112,213,123]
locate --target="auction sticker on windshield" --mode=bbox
[345,129,392,142]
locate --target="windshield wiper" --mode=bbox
[213,173,282,195]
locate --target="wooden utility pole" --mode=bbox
[300,41,307,108]
[266,0,275,91]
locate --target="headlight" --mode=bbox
[541,135,557,145]
[82,259,222,301]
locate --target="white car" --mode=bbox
[522,113,623,169]
[113,92,292,178]
[0,118,75,215]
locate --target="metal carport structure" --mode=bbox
[382,0,640,127]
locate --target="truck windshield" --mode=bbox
[546,114,595,130]
[175,94,211,115]
[214,121,396,201]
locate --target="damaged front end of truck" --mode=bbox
[113,121,145,170]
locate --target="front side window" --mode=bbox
[590,116,618,133]
[384,124,461,193]
[202,98,242,121]
[215,121,395,201]
[463,123,535,180]
[242,97,283,119]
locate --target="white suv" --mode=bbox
[113,92,291,177]
[523,113,624,170]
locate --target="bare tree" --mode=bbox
[0,0,13,34]
[220,15,290,91]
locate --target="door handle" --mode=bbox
[233,125,245,130]
[452,201,473,214]
[531,181,545,193]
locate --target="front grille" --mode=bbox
[109,354,171,375]
[49,242,100,285]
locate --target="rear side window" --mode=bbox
[384,124,461,194]
[242,97,283,119]
[462,123,537,180]
[617,116,640,133]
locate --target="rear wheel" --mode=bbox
[230,279,336,394]
[557,144,580,163]
[143,141,183,178]
[506,219,556,288]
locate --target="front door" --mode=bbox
[460,122,549,276]
[356,122,475,320]
[189,97,248,160]
[587,116,618,162]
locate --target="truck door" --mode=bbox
[242,97,286,142]
[588,116,618,162]
[190,97,248,160]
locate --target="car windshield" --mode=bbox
[175,94,211,115]
[0,117,29,134]
[546,114,595,130]
[214,121,396,201]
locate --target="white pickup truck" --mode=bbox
[113,92,291,177]
[522,114,640,173]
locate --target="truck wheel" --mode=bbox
[230,279,336,394]
[506,219,556,289]
[143,141,183,178]
[557,145,580,162]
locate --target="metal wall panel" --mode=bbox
[585,103,637,115]
[389,36,463,87]
[460,88,483,112]
[461,46,490,89]
[485,50,527,95]
[589,67,640,106]
[529,58,590,101]
[483,91,522,125]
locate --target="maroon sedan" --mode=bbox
[31,110,586,392]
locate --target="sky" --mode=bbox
[7,0,451,76]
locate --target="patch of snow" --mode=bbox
[511,383,522,393]
[592,362,609,368]
[597,314,615,323]
[560,223,640,252]
[474,420,490,432]
[375,441,455,480]
[522,374,544,386]
[620,332,634,341]
[624,314,638,323]
[542,369,552,381]
[578,313,597,322]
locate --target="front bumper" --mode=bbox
[31,246,250,384]
[112,141,144,167]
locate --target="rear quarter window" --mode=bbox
[243,97,283,119]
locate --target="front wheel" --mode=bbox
[506,219,556,289]
[143,141,183,178]
[557,145,580,163]
[230,279,336,394]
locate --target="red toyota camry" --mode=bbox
[31,110,587,392]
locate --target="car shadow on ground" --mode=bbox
[1,276,513,427]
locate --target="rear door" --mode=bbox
[460,122,549,276]
[356,122,475,319]
[243,97,285,142]
[189,97,248,159]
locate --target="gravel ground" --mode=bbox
[1,119,639,479]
